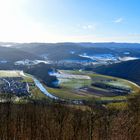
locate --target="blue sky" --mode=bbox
[0,0,140,42]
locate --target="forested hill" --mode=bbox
[0,46,40,61]
[94,59,140,85]
[15,42,140,57]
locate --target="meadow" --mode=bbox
[47,70,140,103]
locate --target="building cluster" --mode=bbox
[0,77,29,97]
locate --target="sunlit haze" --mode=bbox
[0,0,140,43]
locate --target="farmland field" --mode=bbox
[0,70,21,77]
[47,70,140,102]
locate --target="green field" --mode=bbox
[0,70,21,77]
[47,70,140,102]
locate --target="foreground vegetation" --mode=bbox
[0,92,139,140]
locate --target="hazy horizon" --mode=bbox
[1,41,140,44]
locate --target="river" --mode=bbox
[20,71,58,100]
[33,78,58,100]
[20,71,84,104]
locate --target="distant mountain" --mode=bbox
[0,42,19,47]
[15,42,114,54]
[0,46,40,62]
[79,42,140,49]
[1,42,140,63]
[94,59,140,85]
[13,42,140,61]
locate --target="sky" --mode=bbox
[0,0,140,43]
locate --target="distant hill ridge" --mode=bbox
[11,42,140,61]
[1,42,140,62]
[0,46,40,61]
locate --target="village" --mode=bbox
[0,77,29,97]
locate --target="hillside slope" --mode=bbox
[0,47,40,61]
[94,59,140,85]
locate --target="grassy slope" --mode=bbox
[22,74,48,100]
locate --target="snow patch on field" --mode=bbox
[49,71,91,80]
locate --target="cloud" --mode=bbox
[76,24,97,31]
[114,18,123,23]
[82,25,95,30]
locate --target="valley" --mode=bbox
[1,43,140,67]
[0,0,140,139]
[0,69,139,106]
[0,42,140,105]
[0,41,140,140]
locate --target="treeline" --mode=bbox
[25,63,58,87]
[0,93,140,140]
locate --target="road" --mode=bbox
[3,79,10,87]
